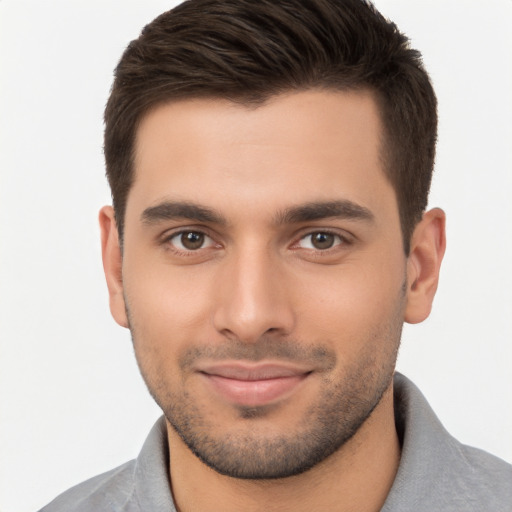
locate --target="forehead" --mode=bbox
[129,90,395,224]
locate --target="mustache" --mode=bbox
[178,337,337,372]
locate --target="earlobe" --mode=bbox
[404,208,446,324]
[99,206,129,328]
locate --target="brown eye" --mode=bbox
[312,232,335,249]
[298,232,342,250]
[169,231,214,251]
[181,232,204,250]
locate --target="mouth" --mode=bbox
[198,362,312,407]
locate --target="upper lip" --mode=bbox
[198,362,312,381]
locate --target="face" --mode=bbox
[110,90,410,478]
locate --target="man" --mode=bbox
[40,0,512,510]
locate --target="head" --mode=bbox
[100,0,445,481]
[104,0,437,255]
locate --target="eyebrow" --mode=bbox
[141,201,227,226]
[140,199,374,226]
[275,200,374,224]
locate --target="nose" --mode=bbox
[212,247,295,343]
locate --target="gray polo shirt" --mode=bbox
[39,373,512,511]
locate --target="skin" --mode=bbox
[100,90,446,512]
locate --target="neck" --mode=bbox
[167,383,400,512]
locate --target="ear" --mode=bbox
[404,208,446,324]
[99,206,129,328]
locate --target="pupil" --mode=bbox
[182,232,204,250]
[312,232,334,249]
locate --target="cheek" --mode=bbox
[122,258,217,349]
[122,268,211,396]
[293,253,406,344]
[122,234,406,352]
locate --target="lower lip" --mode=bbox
[202,373,308,407]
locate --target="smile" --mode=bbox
[198,362,312,407]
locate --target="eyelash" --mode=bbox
[162,229,218,257]
[293,230,352,252]
[161,227,353,257]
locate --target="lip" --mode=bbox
[198,362,312,407]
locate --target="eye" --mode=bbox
[168,231,216,251]
[297,232,344,250]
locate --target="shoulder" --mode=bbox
[38,417,174,512]
[425,440,512,511]
[387,373,512,511]
[38,460,139,512]
[454,442,512,502]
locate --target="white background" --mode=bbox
[1,1,511,511]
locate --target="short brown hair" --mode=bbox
[104,0,437,254]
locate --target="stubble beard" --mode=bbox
[129,316,403,480]
[168,348,398,479]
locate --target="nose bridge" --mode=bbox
[213,241,294,342]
